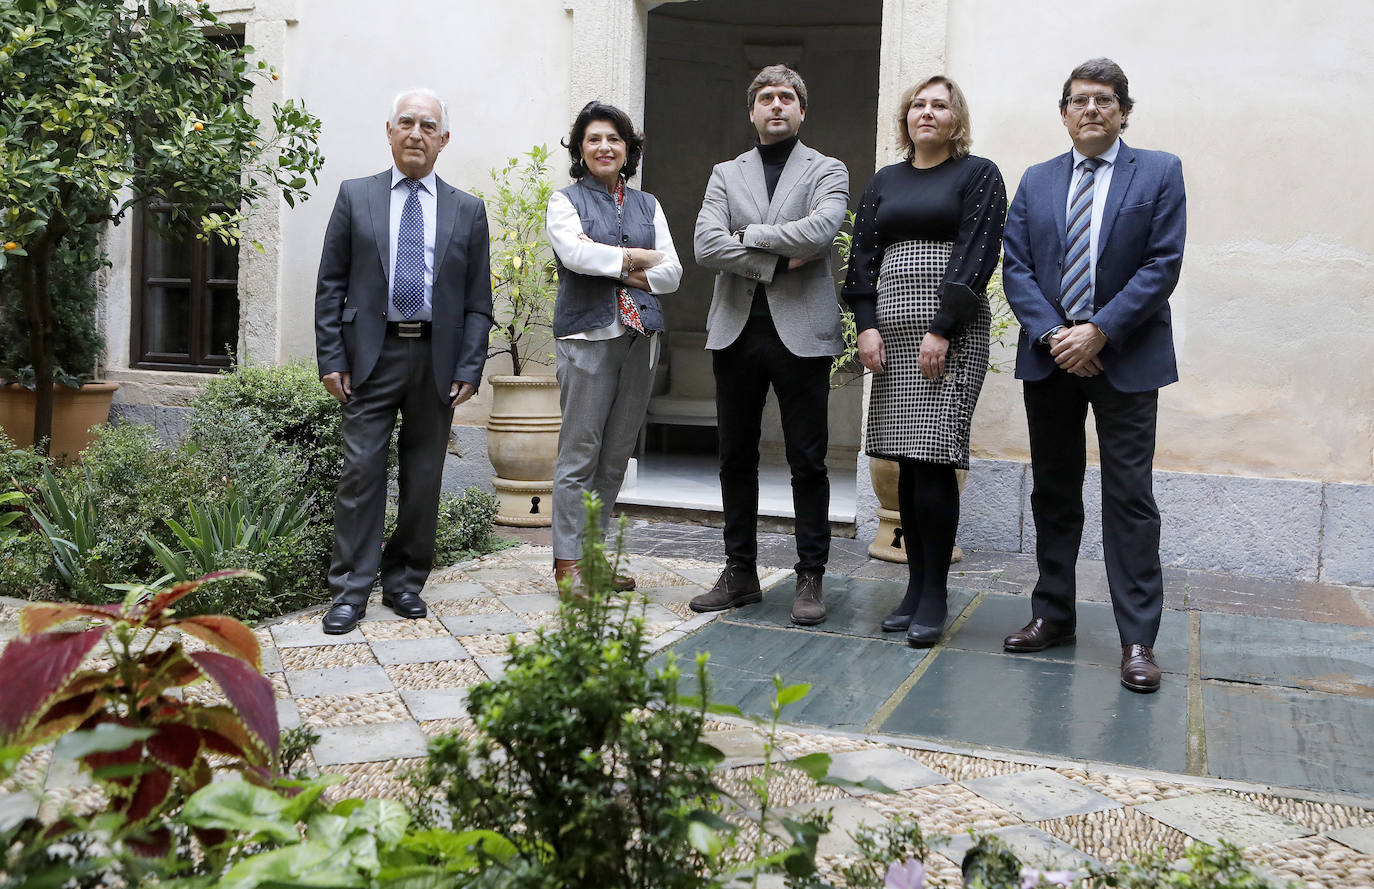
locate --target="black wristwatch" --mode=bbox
[1040,325,1063,345]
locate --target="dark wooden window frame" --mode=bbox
[129,202,239,372]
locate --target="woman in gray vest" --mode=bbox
[546,101,682,593]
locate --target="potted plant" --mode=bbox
[475,145,560,526]
[0,223,117,459]
[0,0,323,458]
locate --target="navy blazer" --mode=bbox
[1003,141,1186,392]
[314,170,494,402]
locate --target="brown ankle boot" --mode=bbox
[553,558,586,598]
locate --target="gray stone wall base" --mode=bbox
[443,425,496,496]
[1321,483,1374,586]
[952,458,1372,586]
[109,403,189,443]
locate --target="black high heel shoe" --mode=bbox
[881,611,914,632]
[905,622,941,648]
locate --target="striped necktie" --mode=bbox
[1060,157,1104,319]
[392,178,425,319]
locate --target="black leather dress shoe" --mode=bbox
[1120,644,1161,693]
[1002,617,1076,652]
[881,611,914,633]
[905,622,941,648]
[322,602,365,635]
[382,590,427,619]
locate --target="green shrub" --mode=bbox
[0,232,107,388]
[187,359,344,506]
[433,486,504,565]
[412,496,720,889]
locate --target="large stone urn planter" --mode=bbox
[867,455,965,564]
[486,374,560,527]
[0,382,119,461]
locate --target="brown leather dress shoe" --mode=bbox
[600,557,636,592]
[1003,617,1076,652]
[1120,644,1161,693]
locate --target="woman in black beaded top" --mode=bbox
[841,75,1006,648]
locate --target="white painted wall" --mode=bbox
[276,0,575,423]
[949,0,1374,483]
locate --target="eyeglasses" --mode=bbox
[1067,94,1118,110]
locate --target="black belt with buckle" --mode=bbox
[1064,318,1092,327]
[387,321,430,339]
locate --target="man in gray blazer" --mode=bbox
[690,65,849,626]
[315,89,493,635]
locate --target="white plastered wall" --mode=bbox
[948,0,1374,484]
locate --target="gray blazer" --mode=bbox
[315,170,494,402]
[693,141,849,357]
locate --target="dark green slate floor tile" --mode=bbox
[949,593,1190,672]
[728,575,976,643]
[665,621,926,730]
[1202,682,1374,796]
[879,649,1188,771]
[1201,613,1374,695]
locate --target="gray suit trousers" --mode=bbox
[552,333,654,560]
[328,333,454,607]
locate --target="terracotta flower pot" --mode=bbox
[0,381,119,461]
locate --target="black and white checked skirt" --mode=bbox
[866,239,991,470]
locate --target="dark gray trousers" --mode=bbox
[328,333,453,607]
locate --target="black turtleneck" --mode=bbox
[757,134,799,199]
[750,135,800,317]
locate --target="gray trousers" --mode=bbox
[328,333,454,607]
[552,334,654,560]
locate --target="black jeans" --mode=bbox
[713,315,831,574]
[1023,369,1163,647]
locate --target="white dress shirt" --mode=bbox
[1065,137,1122,304]
[545,188,682,365]
[387,166,438,321]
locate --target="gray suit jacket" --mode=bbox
[694,141,849,357]
[315,170,494,402]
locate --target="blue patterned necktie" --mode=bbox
[1060,157,1103,320]
[392,178,425,319]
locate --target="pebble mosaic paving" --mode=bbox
[4,542,1374,885]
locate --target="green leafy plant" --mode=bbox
[144,488,311,582]
[0,572,279,857]
[29,463,101,588]
[838,817,930,888]
[0,228,107,388]
[0,489,25,545]
[960,834,1025,889]
[166,775,517,889]
[431,486,506,565]
[477,145,557,375]
[412,493,720,889]
[0,0,324,454]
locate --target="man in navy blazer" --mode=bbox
[1001,58,1186,693]
[315,89,493,635]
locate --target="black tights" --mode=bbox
[893,458,960,627]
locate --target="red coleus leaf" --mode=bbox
[19,602,121,635]
[121,765,174,828]
[124,825,172,859]
[133,646,204,705]
[176,615,262,671]
[141,571,253,624]
[81,716,144,790]
[145,722,202,776]
[28,691,103,747]
[188,652,279,761]
[0,628,107,744]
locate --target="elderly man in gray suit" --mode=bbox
[689,65,849,626]
[315,89,493,635]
